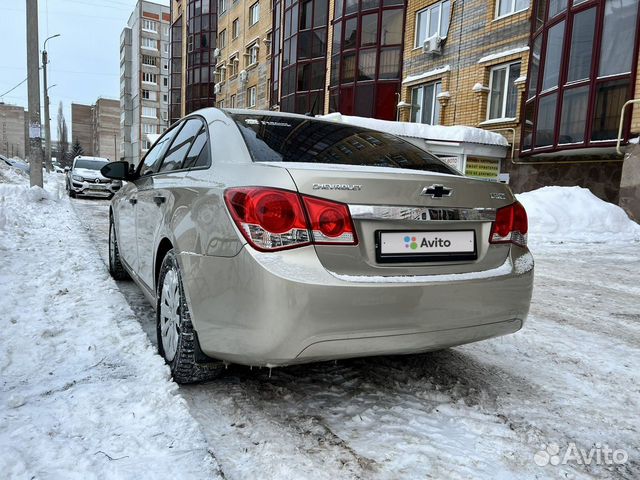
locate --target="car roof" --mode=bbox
[74,156,109,162]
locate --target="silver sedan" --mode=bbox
[102,108,534,383]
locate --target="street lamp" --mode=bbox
[42,33,61,172]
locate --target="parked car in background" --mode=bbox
[1,154,30,174]
[66,156,121,198]
[102,108,534,384]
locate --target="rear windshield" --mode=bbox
[75,159,107,170]
[230,114,457,175]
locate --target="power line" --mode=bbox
[0,77,30,98]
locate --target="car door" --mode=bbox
[126,124,181,281]
[136,117,205,291]
[113,180,139,271]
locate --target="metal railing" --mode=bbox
[616,99,640,155]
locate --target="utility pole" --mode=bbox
[42,34,60,173]
[26,0,43,187]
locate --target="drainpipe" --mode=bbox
[616,99,640,155]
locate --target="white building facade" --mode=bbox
[120,0,171,166]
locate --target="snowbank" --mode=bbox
[0,163,219,479]
[319,113,509,147]
[517,186,640,244]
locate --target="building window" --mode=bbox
[216,64,227,82]
[232,18,240,39]
[229,54,239,77]
[142,37,157,50]
[414,1,451,48]
[141,89,157,100]
[163,93,168,103]
[219,0,227,14]
[411,81,442,125]
[245,43,259,67]
[163,43,169,54]
[142,19,158,32]
[230,94,236,107]
[142,54,157,66]
[163,26,170,37]
[142,106,158,118]
[219,29,227,49]
[522,0,639,154]
[142,72,157,84]
[488,62,521,120]
[247,85,257,107]
[142,123,157,134]
[496,0,529,19]
[163,77,168,87]
[218,100,225,108]
[249,2,260,26]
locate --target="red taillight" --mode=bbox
[490,201,528,247]
[302,195,356,244]
[224,187,358,251]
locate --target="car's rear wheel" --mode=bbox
[108,216,129,280]
[156,249,224,384]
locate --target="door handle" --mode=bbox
[153,196,166,206]
[129,198,137,205]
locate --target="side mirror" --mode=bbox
[101,161,137,181]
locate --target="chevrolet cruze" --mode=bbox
[102,108,534,383]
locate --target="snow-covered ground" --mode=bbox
[0,166,221,479]
[1,164,639,479]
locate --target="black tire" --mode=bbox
[156,249,224,384]
[69,189,76,198]
[108,216,130,280]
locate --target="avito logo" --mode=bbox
[404,235,452,250]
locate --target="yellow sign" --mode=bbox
[465,157,500,180]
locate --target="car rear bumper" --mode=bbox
[179,246,534,366]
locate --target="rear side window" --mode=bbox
[182,127,211,169]
[230,114,457,175]
[159,118,204,173]
[139,124,180,176]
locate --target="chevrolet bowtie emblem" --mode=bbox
[420,185,452,198]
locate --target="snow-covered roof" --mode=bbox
[402,65,451,85]
[319,113,509,147]
[477,46,529,64]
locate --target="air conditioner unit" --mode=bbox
[422,35,443,55]
[239,69,248,83]
[213,47,221,58]
[214,82,222,94]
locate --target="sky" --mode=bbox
[0,0,169,141]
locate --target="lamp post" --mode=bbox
[42,33,61,173]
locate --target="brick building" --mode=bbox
[401,0,640,202]
[0,103,27,159]
[71,103,95,156]
[71,99,121,161]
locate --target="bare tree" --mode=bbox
[57,102,69,166]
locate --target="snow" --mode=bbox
[402,65,451,85]
[477,46,529,64]
[319,113,510,146]
[517,186,640,244]
[0,163,220,479]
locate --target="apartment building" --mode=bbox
[71,103,95,155]
[401,0,640,201]
[0,103,27,159]
[71,99,121,160]
[121,0,171,166]
[215,0,272,109]
[92,99,121,161]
